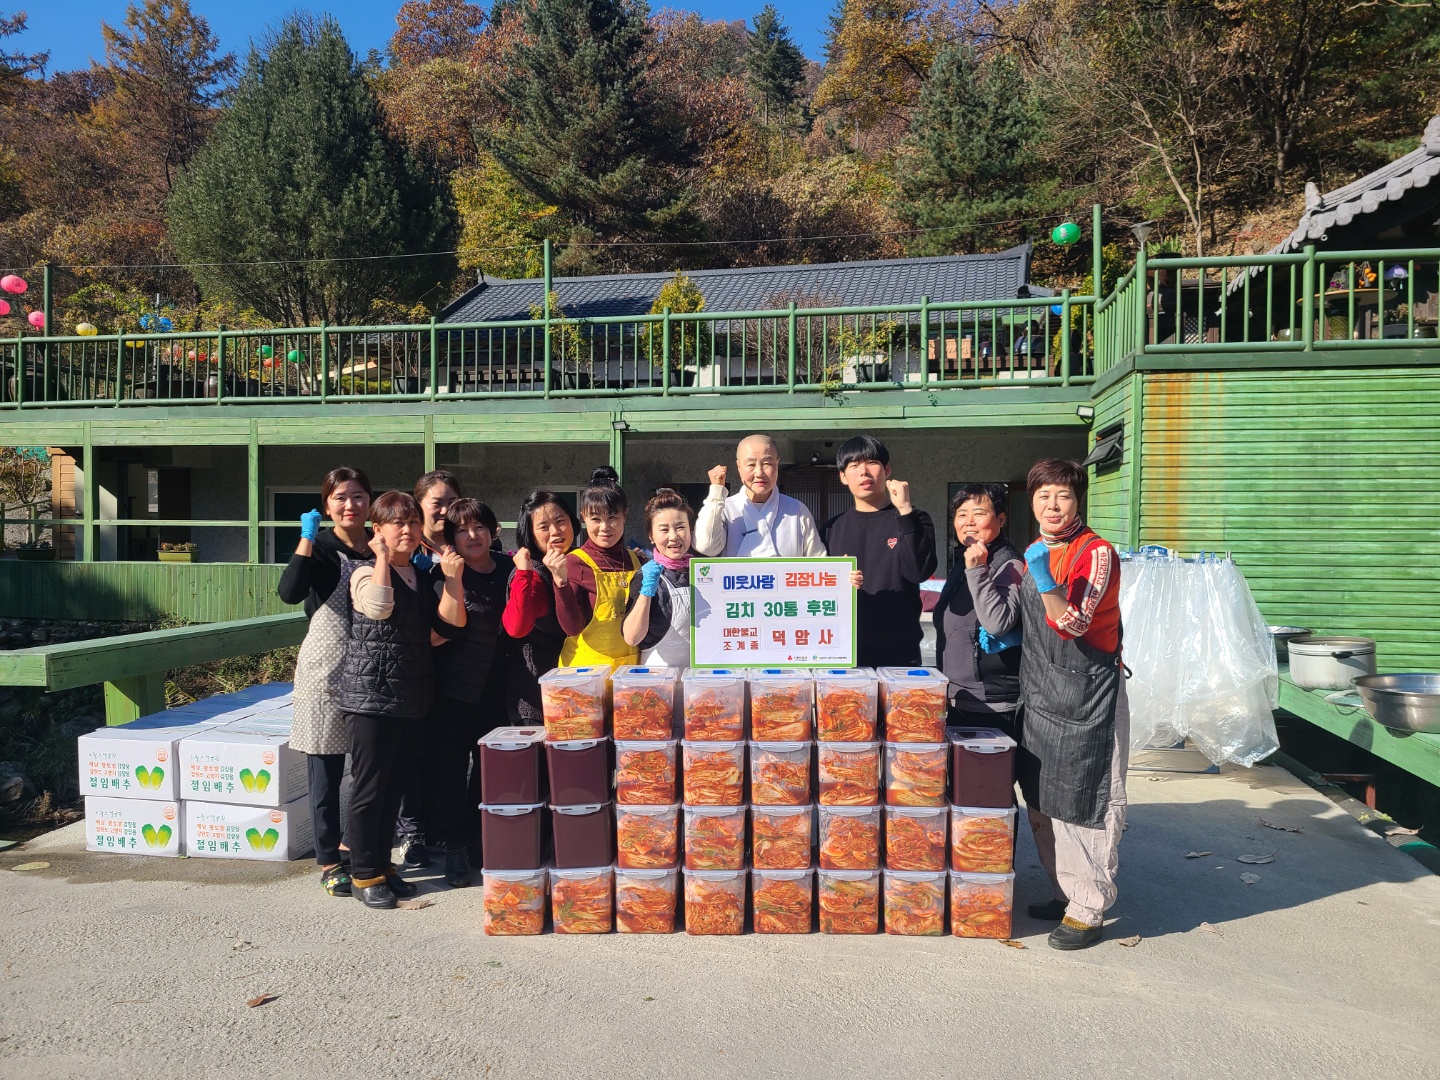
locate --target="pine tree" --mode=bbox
[745,5,805,123]
[488,0,701,273]
[898,45,1042,254]
[166,15,452,325]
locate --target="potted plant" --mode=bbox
[16,539,55,561]
[646,272,709,387]
[158,541,198,563]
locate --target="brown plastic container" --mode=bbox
[550,802,614,869]
[544,738,611,805]
[478,802,546,870]
[948,727,1017,809]
[478,726,548,805]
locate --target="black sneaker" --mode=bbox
[321,864,352,897]
[386,873,419,899]
[444,847,472,889]
[355,881,396,909]
[1048,919,1104,951]
[1027,899,1067,921]
[400,835,431,869]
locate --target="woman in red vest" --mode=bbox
[1016,459,1129,951]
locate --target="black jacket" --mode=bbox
[934,537,1023,712]
[434,554,514,707]
[337,562,438,719]
[277,529,370,618]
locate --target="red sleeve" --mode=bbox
[503,568,548,639]
[553,554,595,637]
[1047,540,1114,639]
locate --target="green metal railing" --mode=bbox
[0,294,1098,408]
[1092,245,1440,377]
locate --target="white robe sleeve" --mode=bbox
[693,484,729,557]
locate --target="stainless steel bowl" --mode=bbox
[1353,674,1440,734]
[1268,625,1311,662]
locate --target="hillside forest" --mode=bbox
[1,0,1437,331]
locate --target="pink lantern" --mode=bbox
[1,275,27,294]
[27,310,45,329]
[0,299,9,316]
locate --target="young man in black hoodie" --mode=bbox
[823,435,937,668]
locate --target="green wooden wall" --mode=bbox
[0,562,292,622]
[1086,373,1134,548]
[1135,367,1439,671]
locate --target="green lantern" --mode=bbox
[1051,222,1081,247]
[258,344,274,359]
[286,349,304,363]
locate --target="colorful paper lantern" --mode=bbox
[1051,222,1081,247]
[0,299,9,316]
[1050,304,1064,316]
[258,344,274,359]
[27,310,44,329]
[286,349,304,363]
[76,322,98,336]
[0,275,27,294]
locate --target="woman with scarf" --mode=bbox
[1015,459,1128,951]
[621,489,695,667]
[552,466,641,669]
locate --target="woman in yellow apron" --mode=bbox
[552,466,641,668]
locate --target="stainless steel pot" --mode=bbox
[1288,635,1377,691]
[1353,674,1440,734]
[1268,625,1311,663]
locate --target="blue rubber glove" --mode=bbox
[1025,539,1060,593]
[639,559,665,598]
[299,509,322,542]
[979,627,1023,653]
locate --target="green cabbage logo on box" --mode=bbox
[134,766,165,790]
[238,769,272,793]
[141,823,173,848]
[245,828,280,851]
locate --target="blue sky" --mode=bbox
[20,0,831,72]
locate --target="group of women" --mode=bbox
[279,452,1129,951]
[281,465,697,910]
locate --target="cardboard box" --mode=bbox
[77,727,188,800]
[222,714,293,736]
[178,730,308,807]
[183,796,314,861]
[85,796,181,856]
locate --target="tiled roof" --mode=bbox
[439,244,1034,323]
[1272,115,1440,255]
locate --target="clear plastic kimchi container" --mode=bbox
[817,740,880,805]
[751,867,813,934]
[614,867,678,933]
[539,666,609,741]
[950,870,1015,939]
[683,804,746,870]
[481,866,547,936]
[611,665,678,740]
[614,738,679,805]
[747,668,814,741]
[750,804,813,870]
[883,869,947,936]
[816,868,880,934]
[549,864,614,934]
[884,741,948,807]
[948,805,1017,873]
[885,805,947,871]
[877,667,949,743]
[614,802,679,870]
[683,868,747,935]
[680,740,745,805]
[814,668,879,742]
[682,669,746,741]
[817,804,881,870]
[748,740,812,806]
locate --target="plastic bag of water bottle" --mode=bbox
[1119,549,1279,767]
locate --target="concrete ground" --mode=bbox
[2,762,1438,1080]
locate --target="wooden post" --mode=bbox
[424,415,436,472]
[610,420,625,485]
[1301,245,1316,352]
[103,673,166,725]
[1135,244,1149,356]
[542,239,553,397]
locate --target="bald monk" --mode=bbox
[694,434,827,558]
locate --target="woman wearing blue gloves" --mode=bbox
[622,489,697,667]
[279,467,373,898]
[933,483,1024,734]
[1013,459,1127,952]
